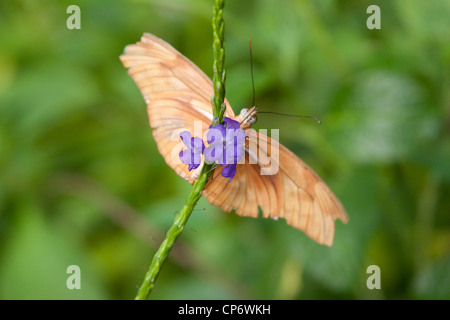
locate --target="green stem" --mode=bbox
[134,164,213,300]
[212,0,226,125]
[134,0,226,300]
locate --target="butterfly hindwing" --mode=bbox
[203,131,348,246]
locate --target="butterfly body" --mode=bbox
[121,33,348,246]
[237,106,258,130]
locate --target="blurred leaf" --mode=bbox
[412,256,450,299]
[330,70,437,164]
[0,205,108,299]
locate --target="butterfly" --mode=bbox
[120,33,348,246]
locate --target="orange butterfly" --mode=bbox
[120,33,348,246]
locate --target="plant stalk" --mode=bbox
[134,0,226,300]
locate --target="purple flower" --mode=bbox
[179,131,205,171]
[223,117,240,130]
[204,117,246,182]
[221,162,237,182]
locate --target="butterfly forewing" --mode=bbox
[120,33,234,183]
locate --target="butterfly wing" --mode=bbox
[121,33,348,246]
[203,130,348,246]
[120,33,234,183]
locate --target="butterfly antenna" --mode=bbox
[244,42,320,126]
[249,40,256,107]
[258,111,321,125]
[237,42,258,127]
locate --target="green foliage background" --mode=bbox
[0,0,449,299]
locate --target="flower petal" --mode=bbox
[180,149,202,171]
[234,129,247,144]
[204,144,223,164]
[188,162,200,171]
[221,164,237,182]
[191,137,205,154]
[223,129,246,164]
[179,149,192,165]
[180,131,192,148]
[188,152,202,171]
[224,117,240,130]
[206,125,226,144]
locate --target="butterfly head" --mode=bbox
[238,106,258,130]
